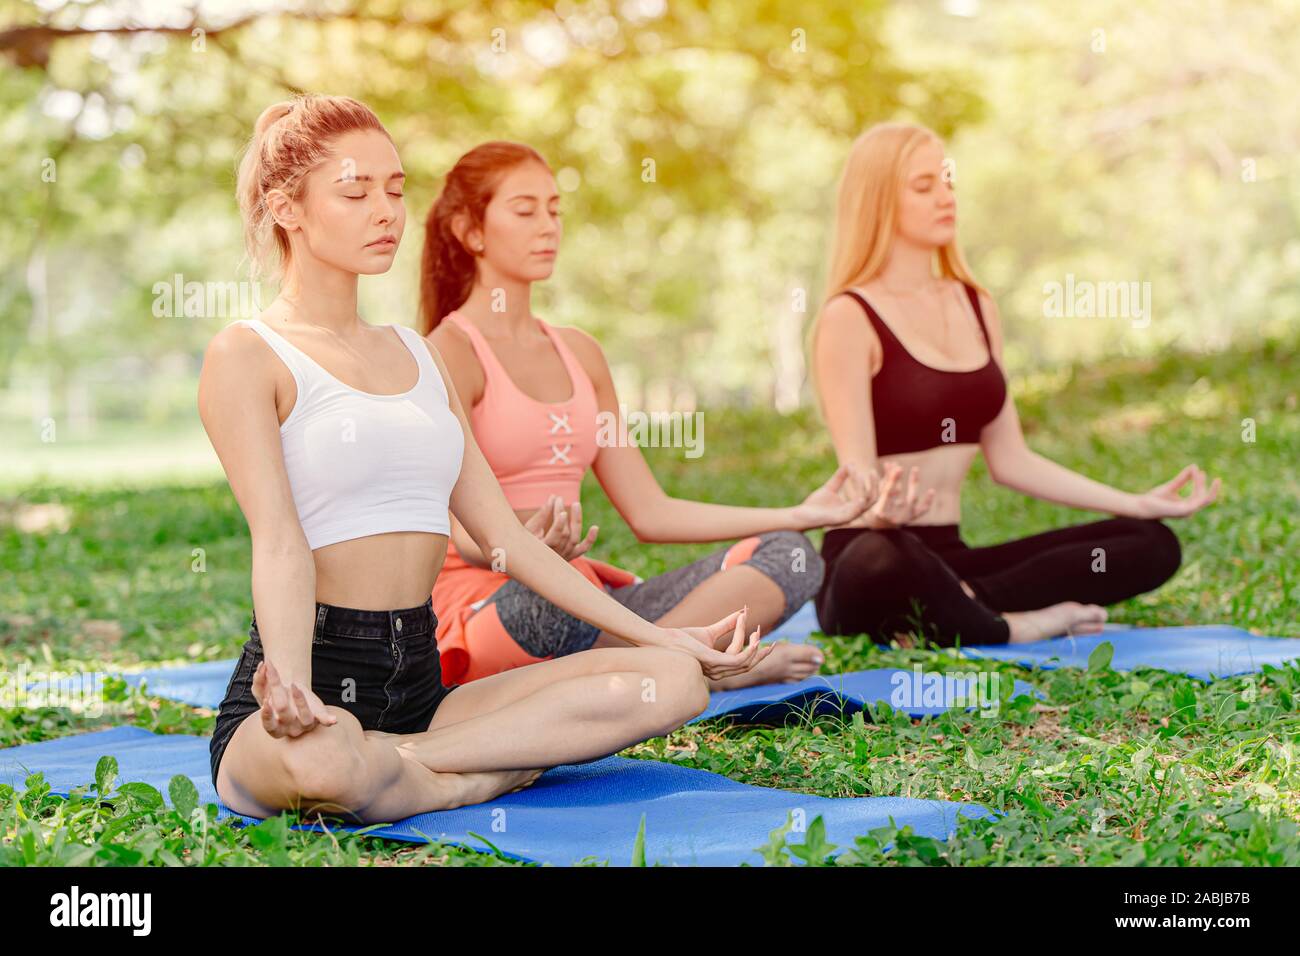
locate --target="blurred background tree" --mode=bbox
[0,0,1295,475]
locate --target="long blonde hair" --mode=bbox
[808,122,983,412]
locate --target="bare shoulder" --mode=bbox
[202,323,276,376]
[820,289,869,322]
[426,315,475,359]
[551,323,604,360]
[816,291,876,350]
[973,286,1002,335]
[552,323,613,382]
[197,324,282,427]
[414,331,454,375]
[425,316,485,399]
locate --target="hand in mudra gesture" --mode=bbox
[1131,464,1221,519]
[522,494,599,561]
[251,658,337,739]
[840,462,937,529]
[660,607,772,682]
[791,463,879,528]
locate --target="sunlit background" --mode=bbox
[3,0,1297,485]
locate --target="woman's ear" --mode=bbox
[265,188,300,233]
[452,211,482,255]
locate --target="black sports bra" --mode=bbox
[843,283,1008,457]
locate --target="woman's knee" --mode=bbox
[816,530,950,638]
[833,529,931,590]
[1139,518,1182,583]
[277,707,372,809]
[1113,517,1182,585]
[745,529,826,608]
[634,648,710,729]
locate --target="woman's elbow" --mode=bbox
[250,526,311,560]
[477,511,524,558]
[982,448,1021,486]
[624,505,668,543]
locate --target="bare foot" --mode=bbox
[709,640,824,691]
[365,730,545,806]
[394,747,545,808]
[1005,602,1108,644]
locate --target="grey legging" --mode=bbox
[480,530,824,658]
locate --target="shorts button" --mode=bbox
[395,616,403,632]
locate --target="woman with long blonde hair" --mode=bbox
[810,122,1219,646]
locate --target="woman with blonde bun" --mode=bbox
[201,94,775,822]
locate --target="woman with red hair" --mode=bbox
[420,142,875,690]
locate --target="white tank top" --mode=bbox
[235,319,464,551]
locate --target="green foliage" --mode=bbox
[0,0,975,425]
[1,334,1296,866]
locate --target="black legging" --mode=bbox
[815,517,1182,646]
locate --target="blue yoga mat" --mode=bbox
[963,626,1300,681]
[24,600,1014,720]
[41,600,1287,710]
[0,726,991,866]
[775,602,1300,682]
[22,602,823,712]
[29,659,1031,722]
[695,668,1038,723]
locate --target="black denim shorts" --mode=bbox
[209,597,453,790]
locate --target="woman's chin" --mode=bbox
[355,255,398,275]
[931,226,956,247]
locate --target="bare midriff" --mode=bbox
[312,531,450,610]
[824,442,980,532]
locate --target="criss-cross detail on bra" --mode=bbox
[444,311,600,511]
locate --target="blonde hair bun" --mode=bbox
[253,102,294,137]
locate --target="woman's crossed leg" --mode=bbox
[216,644,708,824]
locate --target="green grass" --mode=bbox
[2,337,1297,865]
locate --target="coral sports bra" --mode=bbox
[445,311,600,511]
[843,283,1008,456]
[236,319,465,550]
